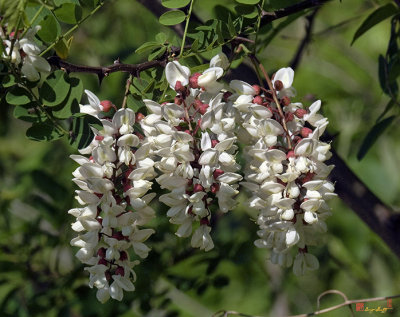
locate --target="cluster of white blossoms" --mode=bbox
[69,92,157,302]
[69,52,335,301]
[238,67,336,275]
[141,53,242,251]
[1,26,51,81]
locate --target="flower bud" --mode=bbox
[281,96,291,106]
[100,100,114,112]
[223,91,232,102]
[211,183,220,194]
[119,251,128,261]
[200,218,210,226]
[274,80,284,91]
[252,85,261,95]
[193,184,204,193]
[97,247,107,258]
[174,96,182,105]
[135,112,145,122]
[211,139,219,147]
[286,150,295,159]
[213,169,224,179]
[300,127,312,138]
[253,96,263,105]
[295,108,307,118]
[115,266,125,276]
[174,80,185,94]
[98,258,108,266]
[189,73,201,89]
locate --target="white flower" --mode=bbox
[210,52,229,69]
[165,61,191,89]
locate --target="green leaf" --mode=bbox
[126,95,145,112]
[357,116,396,160]
[161,0,190,8]
[135,41,162,54]
[235,0,259,4]
[148,46,167,61]
[13,102,46,122]
[54,37,71,59]
[54,0,80,5]
[26,121,64,141]
[52,76,83,119]
[155,32,167,44]
[69,113,102,149]
[352,4,398,45]
[159,10,186,26]
[1,74,16,88]
[6,87,32,105]
[376,99,396,122]
[54,3,82,24]
[235,5,259,19]
[379,55,398,97]
[40,70,71,107]
[38,14,61,43]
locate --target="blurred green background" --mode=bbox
[1,0,400,316]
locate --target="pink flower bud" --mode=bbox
[223,91,232,102]
[300,127,312,138]
[285,112,294,122]
[193,184,204,193]
[253,96,263,105]
[105,270,112,281]
[97,247,107,258]
[281,96,291,106]
[174,80,185,94]
[98,258,108,266]
[200,218,210,226]
[115,266,125,276]
[286,150,295,159]
[252,85,261,95]
[295,108,307,118]
[211,183,220,194]
[119,251,128,261]
[135,112,145,122]
[274,80,284,91]
[198,103,209,115]
[213,169,224,179]
[189,73,201,88]
[100,100,114,112]
[95,135,104,141]
[211,139,219,147]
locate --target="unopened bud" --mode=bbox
[200,218,210,226]
[252,84,261,95]
[189,73,201,89]
[112,231,125,241]
[115,266,125,276]
[97,247,107,258]
[95,135,104,141]
[286,150,295,159]
[285,112,294,122]
[174,96,182,105]
[281,96,291,106]
[211,139,219,147]
[274,80,283,91]
[135,112,145,122]
[119,251,128,261]
[100,100,114,112]
[98,258,108,266]
[253,96,263,105]
[223,91,232,102]
[193,184,204,193]
[295,108,307,118]
[300,127,313,138]
[174,80,185,94]
[213,169,224,179]
[211,183,220,194]
[105,270,112,281]
[198,103,209,115]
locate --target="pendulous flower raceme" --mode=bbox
[68,53,335,302]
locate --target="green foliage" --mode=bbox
[6,87,32,105]
[26,120,64,141]
[54,3,83,24]
[69,113,101,149]
[352,3,399,45]
[161,0,191,9]
[38,14,61,43]
[159,10,187,26]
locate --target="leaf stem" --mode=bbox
[179,0,195,58]
[40,0,106,56]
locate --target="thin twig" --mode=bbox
[290,8,319,70]
[121,74,133,109]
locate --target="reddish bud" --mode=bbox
[97,218,103,225]
[97,247,107,258]
[112,231,125,241]
[174,80,185,94]
[301,127,313,138]
[136,112,145,122]
[285,112,294,122]
[105,270,112,281]
[115,266,125,276]
[198,103,209,115]
[89,156,94,161]
[187,206,194,215]
[95,135,104,141]
[174,96,182,105]
[211,139,219,148]
[98,258,108,266]
[223,91,233,102]
[286,150,295,159]
[194,99,203,110]
[252,85,261,95]
[253,96,263,105]
[184,129,191,135]
[100,100,114,112]
[200,218,210,226]
[295,108,307,118]
[213,169,224,179]
[281,96,291,106]
[119,251,128,261]
[293,136,302,144]
[123,181,133,192]
[274,80,283,91]
[193,184,204,193]
[211,183,220,194]
[189,73,201,89]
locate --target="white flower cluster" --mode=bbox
[68,92,156,302]
[141,53,242,251]
[1,26,51,81]
[69,53,335,302]
[238,67,336,275]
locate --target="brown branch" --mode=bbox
[290,8,319,70]
[260,0,331,27]
[47,55,168,83]
[327,150,400,258]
